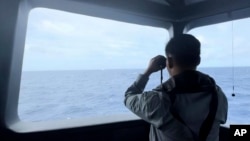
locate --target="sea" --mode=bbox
[18,67,250,125]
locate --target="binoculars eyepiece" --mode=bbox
[157,56,166,69]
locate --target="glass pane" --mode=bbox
[19,8,169,122]
[189,19,250,125]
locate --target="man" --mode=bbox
[124,34,228,141]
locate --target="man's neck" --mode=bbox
[170,67,196,77]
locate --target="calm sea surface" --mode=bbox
[19,67,250,125]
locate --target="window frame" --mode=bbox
[1,0,171,133]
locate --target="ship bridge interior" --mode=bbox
[1,0,250,140]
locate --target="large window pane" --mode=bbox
[189,19,250,125]
[19,8,169,122]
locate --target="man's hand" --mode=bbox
[143,55,166,77]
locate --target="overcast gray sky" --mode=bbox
[23,8,250,71]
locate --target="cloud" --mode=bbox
[195,34,210,45]
[215,22,232,32]
[22,7,250,71]
[40,20,75,35]
[24,8,160,70]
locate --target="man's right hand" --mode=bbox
[143,55,166,77]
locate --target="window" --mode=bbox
[19,8,169,122]
[189,18,250,125]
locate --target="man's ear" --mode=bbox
[167,57,174,69]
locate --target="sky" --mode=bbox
[23,8,250,71]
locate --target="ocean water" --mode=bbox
[18,67,250,125]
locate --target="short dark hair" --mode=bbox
[165,34,201,67]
